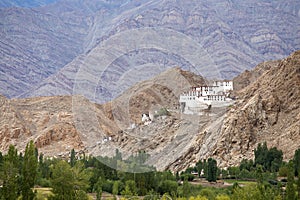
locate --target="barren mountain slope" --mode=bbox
[1,55,299,172]
[212,50,300,167]
[0,94,121,156]
[5,0,298,102]
[0,95,31,151]
[102,67,206,127]
[0,68,215,172]
[0,68,205,161]
[233,60,281,91]
[0,0,130,98]
[90,68,228,171]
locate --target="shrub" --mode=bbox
[278,166,289,177]
[154,108,170,118]
[199,188,215,200]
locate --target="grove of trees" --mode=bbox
[0,141,299,200]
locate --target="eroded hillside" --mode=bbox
[212,50,300,167]
[0,53,299,171]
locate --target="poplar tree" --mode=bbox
[207,158,217,182]
[0,145,19,200]
[294,148,300,199]
[70,149,76,167]
[286,161,296,200]
[294,148,300,177]
[21,141,38,200]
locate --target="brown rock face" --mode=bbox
[212,51,300,167]
[0,95,119,156]
[233,60,281,91]
[0,68,204,166]
[103,67,205,128]
[0,95,32,151]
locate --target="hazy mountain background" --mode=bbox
[1,0,299,103]
[0,0,58,8]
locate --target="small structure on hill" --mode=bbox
[179,81,234,114]
[142,113,152,125]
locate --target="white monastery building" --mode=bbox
[179,81,234,113]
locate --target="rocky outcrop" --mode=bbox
[107,67,206,126]
[0,95,118,156]
[233,60,280,91]
[211,50,300,167]
[0,95,32,151]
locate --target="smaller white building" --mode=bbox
[142,113,152,125]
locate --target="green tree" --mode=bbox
[158,180,178,196]
[0,145,19,200]
[293,148,300,199]
[70,149,76,167]
[21,141,38,200]
[279,165,289,177]
[199,188,215,200]
[254,142,283,172]
[296,176,300,200]
[215,194,230,200]
[0,151,3,164]
[136,173,147,195]
[286,161,296,200]
[254,142,268,169]
[232,185,263,200]
[112,180,120,196]
[50,160,74,199]
[72,162,91,193]
[267,147,283,172]
[256,165,264,186]
[228,166,240,179]
[182,176,191,198]
[294,148,300,177]
[121,180,138,196]
[207,158,217,182]
[240,158,251,171]
[95,177,103,200]
[50,160,90,200]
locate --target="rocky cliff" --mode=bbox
[212,50,300,167]
[233,60,280,91]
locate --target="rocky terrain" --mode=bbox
[0,68,207,170]
[1,0,299,102]
[0,51,299,171]
[233,60,281,91]
[213,50,300,167]
[168,50,300,170]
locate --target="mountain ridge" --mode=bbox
[1,0,299,101]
